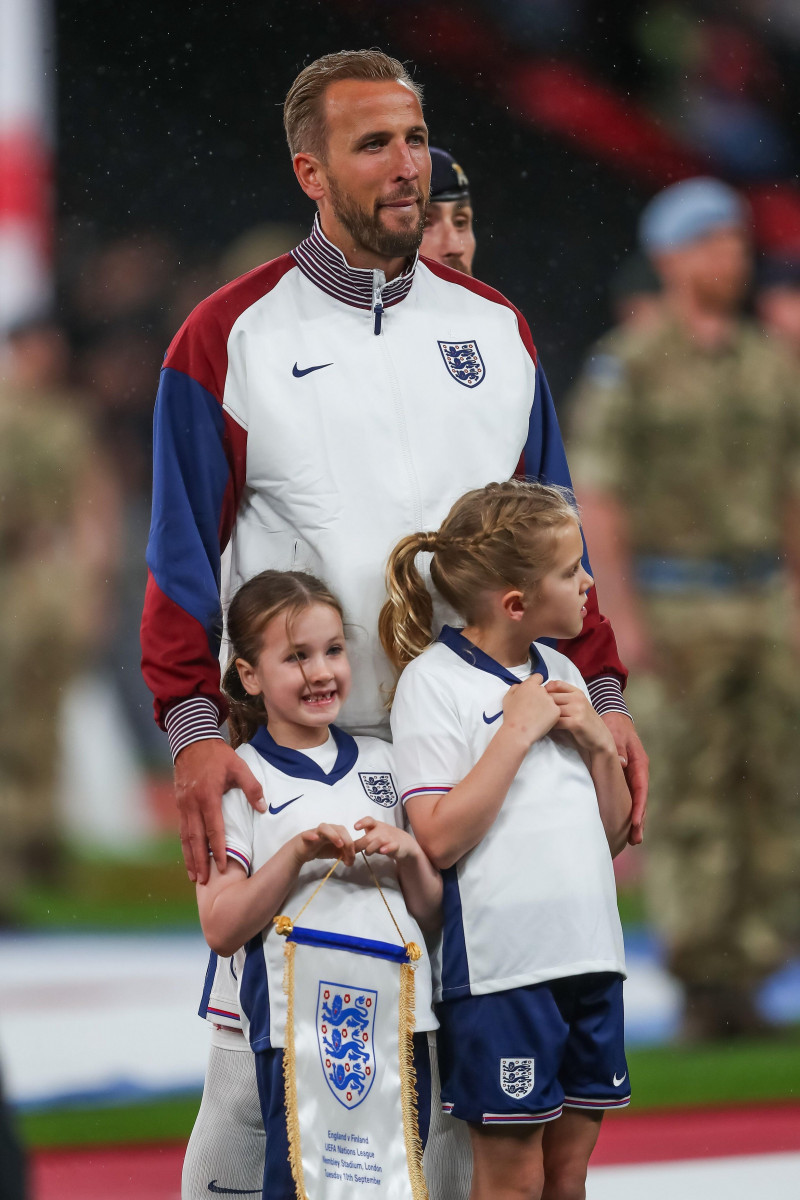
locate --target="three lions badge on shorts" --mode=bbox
[500,1057,535,1100]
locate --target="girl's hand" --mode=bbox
[353,816,417,861]
[296,823,356,867]
[543,681,616,756]
[501,673,560,746]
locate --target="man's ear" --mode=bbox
[500,589,526,623]
[236,657,261,697]
[293,152,326,202]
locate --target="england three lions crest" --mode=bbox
[500,1057,534,1099]
[317,982,377,1109]
[438,339,486,388]
[359,772,398,808]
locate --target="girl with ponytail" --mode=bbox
[381,480,632,1200]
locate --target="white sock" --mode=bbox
[182,1031,265,1199]
[422,1031,473,1200]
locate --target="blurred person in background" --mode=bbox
[756,255,800,361]
[0,1068,26,1200]
[567,177,800,1040]
[0,316,115,922]
[420,147,475,275]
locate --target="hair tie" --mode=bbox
[421,531,439,551]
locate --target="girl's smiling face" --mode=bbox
[236,602,351,748]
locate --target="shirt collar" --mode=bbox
[436,625,550,685]
[291,213,418,312]
[249,722,358,785]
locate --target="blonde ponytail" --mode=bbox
[379,532,437,675]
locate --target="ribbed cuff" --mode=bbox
[587,675,631,720]
[165,697,224,763]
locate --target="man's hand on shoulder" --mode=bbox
[174,739,265,883]
[600,712,648,846]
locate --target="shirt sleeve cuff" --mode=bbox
[165,697,224,763]
[587,675,631,721]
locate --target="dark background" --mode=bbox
[54,0,662,399]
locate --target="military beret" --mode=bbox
[429,147,470,203]
[640,177,747,253]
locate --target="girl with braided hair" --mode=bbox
[380,480,632,1200]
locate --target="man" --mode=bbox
[420,147,476,275]
[567,177,800,1039]
[141,49,646,889]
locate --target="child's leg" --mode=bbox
[540,1109,603,1200]
[182,1027,265,1200]
[252,1048,295,1200]
[468,1123,545,1200]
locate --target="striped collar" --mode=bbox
[291,213,418,313]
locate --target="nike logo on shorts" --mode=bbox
[292,361,333,377]
[483,710,502,724]
[613,1072,627,1087]
[268,795,303,815]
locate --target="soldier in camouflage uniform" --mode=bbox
[0,318,102,920]
[567,178,800,1039]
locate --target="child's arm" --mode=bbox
[196,824,356,957]
[403,674,560,870]
[353,816,443,933]
[544,679,632,856]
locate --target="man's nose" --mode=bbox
[440,222,462,256]
[392,140,420,180]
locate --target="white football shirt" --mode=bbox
[391,627,626,1003]
[221,726,437,1050]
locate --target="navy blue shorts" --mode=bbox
[254,1032,432,1199]
[436,973,630,1126]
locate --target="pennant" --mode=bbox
[279,921,427,1200]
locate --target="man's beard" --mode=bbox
[328,174,426,260]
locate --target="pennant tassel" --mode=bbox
[282,939,308,1200]
[399,960,427,1200]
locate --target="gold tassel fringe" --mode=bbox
[399,960,429,1200]
[281,940,308,1200]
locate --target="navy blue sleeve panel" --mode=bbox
[141,367,247,727]
[519,362,628,688]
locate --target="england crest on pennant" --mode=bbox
[316,982,377,1109]
[359,772,398,808]
[500,1057,534,1100]
[438,339,486,388]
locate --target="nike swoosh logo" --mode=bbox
[292,361,333,377]
[613,1072,627,1087]
[207,1183,261,1195]
[482,710,503,724]
[268,795,303,815]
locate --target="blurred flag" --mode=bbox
[0,0,53,335]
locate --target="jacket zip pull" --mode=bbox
[372,270,385,336]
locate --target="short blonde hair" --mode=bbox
[283,49,423,161]
[379,481,580,683]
